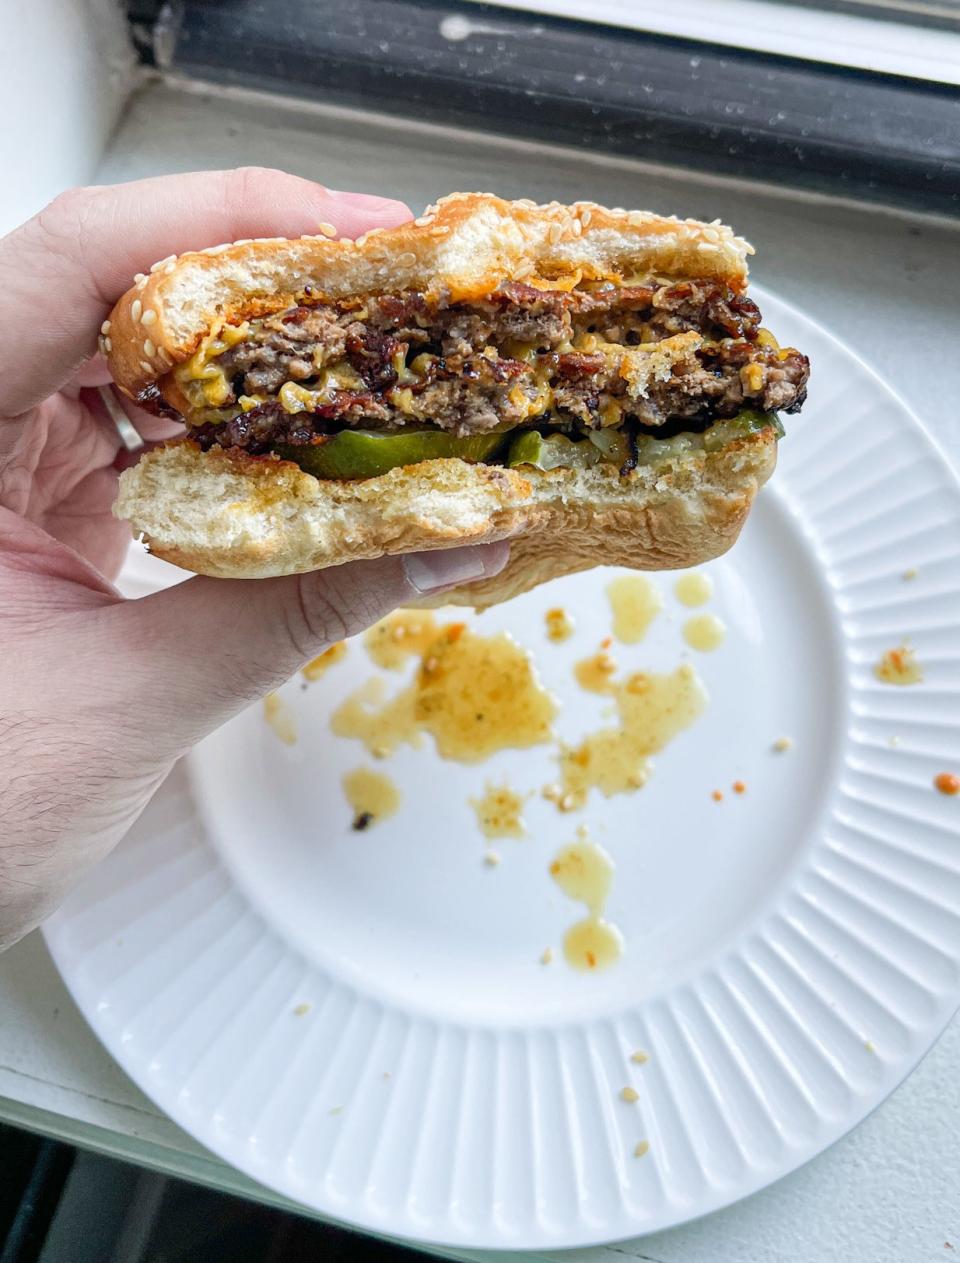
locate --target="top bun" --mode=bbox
[102,192,754,402]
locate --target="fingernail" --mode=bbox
[403,542,509,595]
[324,188,402,210]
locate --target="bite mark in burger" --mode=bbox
[107,194,809,606]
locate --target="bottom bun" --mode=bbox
[114,434,776,608]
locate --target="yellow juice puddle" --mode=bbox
[563,917,625,971]
[549,834,623,972]
[549,839,614,914]
[263,692,297,745]
[331,676,422,759]
[302,641,348,681]
[545,606,576,643]
[343,767,401,831]
[674,572,713,607]
[874,644,923,685]
[574,649,618,695]
[607,574,663,644]
[557,664,707,809]
[417,625,557,761]
[471,783,528,839]
[334,621,556,763]
[364,610,440,670]
[682,613,727,652]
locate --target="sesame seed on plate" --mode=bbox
[620,1086,639,1103]
[317,222,337,238]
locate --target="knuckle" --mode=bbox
[287,576,351,658]
[288,566,392,659]
[36,186,99,246]
[227,165,295,206]
[24,186,105,292]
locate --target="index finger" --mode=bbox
[0,167,412,417]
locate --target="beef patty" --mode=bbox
[169,278,809,455]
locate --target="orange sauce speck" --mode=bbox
[732,780,746,794]
[711,789,723,802]
[574,650,618,695]
[874,644,923,686]
[302,641,348,681]
[934,772,960,796]
[545,607,576,643]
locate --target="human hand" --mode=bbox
[0,168,509,950]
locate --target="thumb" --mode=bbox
[102,542,509,760]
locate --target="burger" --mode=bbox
[107,193,809,607]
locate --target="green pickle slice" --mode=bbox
[507,432,604,470]
[273,409,781,480]
[276,429,507,480]
[703,409,783,451]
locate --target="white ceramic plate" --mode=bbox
[45,290,960,1249]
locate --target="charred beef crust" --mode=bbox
[135,382,185,420]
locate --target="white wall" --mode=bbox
[1,0,134,234]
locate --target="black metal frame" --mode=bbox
[128,0,960,217]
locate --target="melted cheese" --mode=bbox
[278,364,366,413]
[175,319,250,408]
